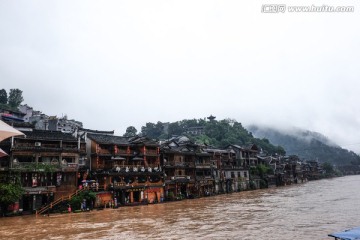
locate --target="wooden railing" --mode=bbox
[36,188,86,216]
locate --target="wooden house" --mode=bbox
[87,134,164,206]
[1,129,86,213]
[161,137,214,199]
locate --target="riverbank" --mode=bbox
[1,175,360,240]
[3,173,346,218]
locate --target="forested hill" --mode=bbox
[247,125,360,166]
[134,118,286,155]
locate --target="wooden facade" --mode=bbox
[1,129,86,213]
[161,139,215,199]
[87,134,164,206]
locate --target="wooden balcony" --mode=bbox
[62,145,78,150]
[144,150,159,156]
[11,162,61,172]
[116,149,129,155]
[97,149,111,155]
[164,162,195,168]
[195,176,213,181]
[61,163,79,172]
[195,163,212,169]
[166,175,191,181]
[42,143,61,148]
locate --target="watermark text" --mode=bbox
[261,4,354,13]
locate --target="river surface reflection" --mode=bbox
[1,175,360,239]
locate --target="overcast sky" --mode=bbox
[1,1,360,152]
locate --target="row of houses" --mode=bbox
[0,121,324,215]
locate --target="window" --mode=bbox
[244,171,247,177]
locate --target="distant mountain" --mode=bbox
[247,125,360,166]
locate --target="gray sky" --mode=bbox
[1,1,360,152]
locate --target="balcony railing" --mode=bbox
[144,150,159,155]
[98,149,111,155]
[11,162,78,172]
[166,175,191,181]
[62,145,78,150]
[164,162,195,168]
[195,163,211,169]
[195,176,213,181]
[42,143,60,148]
[61,163,79,171]
[116,149,129,155]
[13,144,82,152]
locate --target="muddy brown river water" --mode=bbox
[1,175,360,240]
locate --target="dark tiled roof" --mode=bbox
[87,134,129,145]
[227,144,243,150]
[128,136,159,146]
[88,134,160,147]
[4,121,34,128]
[79,127,114,134]
[17,130,78,141]
[162,146,194,154]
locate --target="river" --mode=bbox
[1,175,360,240]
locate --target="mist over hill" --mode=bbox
[247,125,360,166]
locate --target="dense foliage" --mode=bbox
[69,191,96,211]
[249,125,360,166]
[139,118,286,155]
[0,89,7,104]
[123,126,138,137]
[0,174,24,215]
[0,88,24,110]
[322,162,342,177]
[8,89,24,108]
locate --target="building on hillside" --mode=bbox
[18,104,33,122]
[48,115,83,133]
[207,115,216,121]
[28,111,49,130]
[185,126,205,136]
[0,105,25,122]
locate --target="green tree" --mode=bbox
[0,89,7,104]
[8,89,24,108]
[168,122,185,136]
[123,126,137,137]
[322,162,335,177]
[141,122,164,139]
[0,175,24,215]
[69,190,96,211]
[137,117,286,155]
